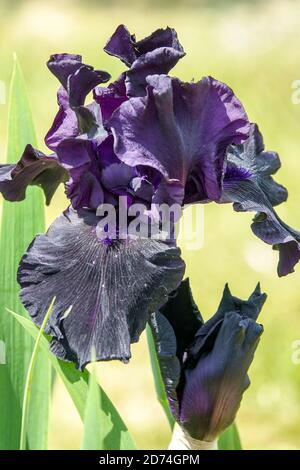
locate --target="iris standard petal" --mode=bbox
[104,24,136,67]
[104,25,184,67]
[18,208,185,369]
[94,74,127,124]
[56,138,104,209]
[47,53,110,106]
[45,87,78,151]
[104,25,185,98]
[126,48,185,97]
[110,74,249,204]
[47,54,110,141]
[0,144,67,205]
[47,53,83,89]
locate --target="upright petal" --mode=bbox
[104,25,185,97]
[94,74,127,124]
[47,53,83,89]
[45,87,78,151]
[47,53,110,106]
[56,138,104,209]
[104,24,136,67]
[110,74,249,204]
[126,48,184,97]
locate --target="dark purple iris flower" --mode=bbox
[222,123,300,277]
[149,279,266,441]
[0,25,294,369]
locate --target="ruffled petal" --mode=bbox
[223,125,299,276]
[47,54,110,107]
[0,144,67,205]
[46,54,110,142]
[104,25,185,97]
[126,48,184,97]
[110,74,249,204]
[104,25,184,68]
[68,65,110,108]
[135,27,184,55]
[47,53,83,89]
[104,24,136,67]
[45,88,78,151]
[18,208,185,369]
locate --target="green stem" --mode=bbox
[19,297,56,450]
[146,324,175,430]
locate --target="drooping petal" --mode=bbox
[110,74,249,204]
[18,208,185,369]
[224,123,288,206]
[0,144,67,205]
[223,125,300,276]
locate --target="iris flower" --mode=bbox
[149,279,266,441]
[0,25,296,369]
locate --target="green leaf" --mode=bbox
[218,423,242,450]
[146,324,175,430]
[8,310,136,450]
[0,56,51,450]
[20,298,56,450]
[81,352,106,450]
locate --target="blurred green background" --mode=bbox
[1,0,300,450]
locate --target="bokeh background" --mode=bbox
[1,0,300,450]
